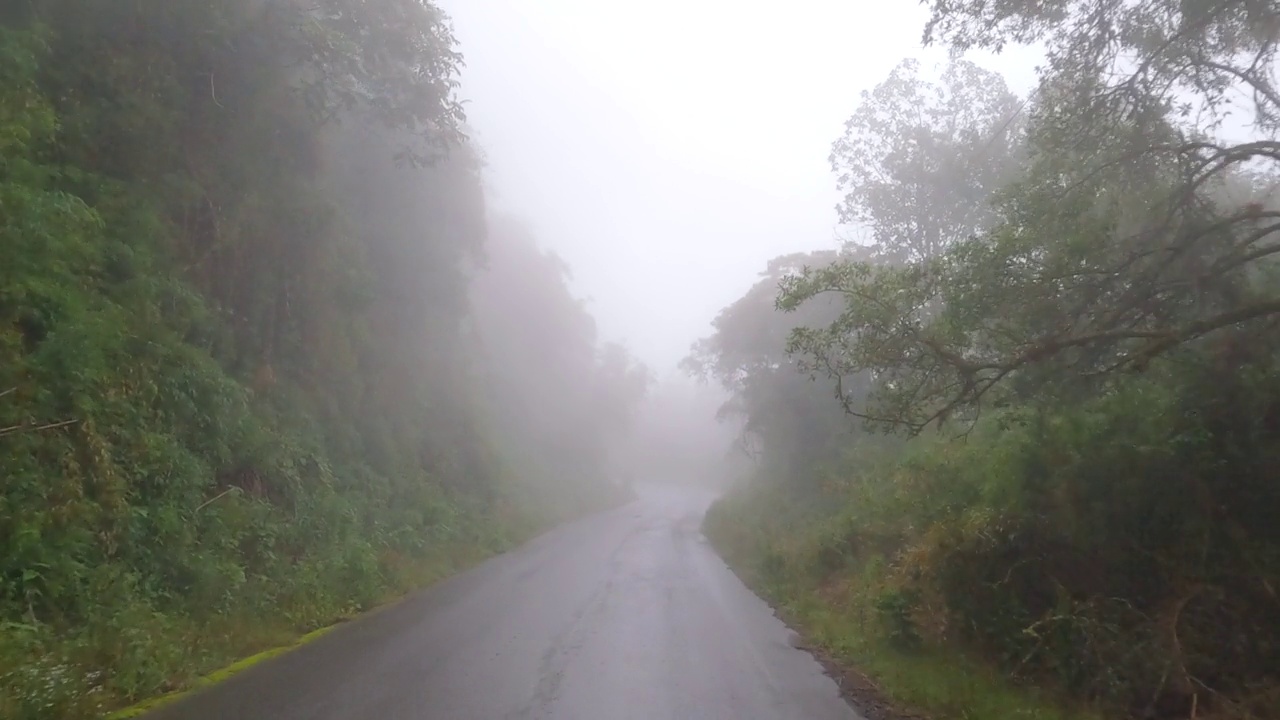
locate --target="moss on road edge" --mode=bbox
[104,494,636,720]
[105,623,341,719]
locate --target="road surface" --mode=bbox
[146,484,861,720]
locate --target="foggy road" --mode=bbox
[143,485,861,720]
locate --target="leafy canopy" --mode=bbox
[781,0,1280,434]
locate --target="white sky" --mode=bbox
[440,0,1042,372]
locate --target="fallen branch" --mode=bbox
[0,419,79,438]
[195,487,239,513]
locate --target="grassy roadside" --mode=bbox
[95,539,493,720]
[96,487,632,720]
[770,591,1105,720]
[105,624,341,719]
[703,490,1107,720]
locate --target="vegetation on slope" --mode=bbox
[693,2,1280,718]
[0,3,646,718]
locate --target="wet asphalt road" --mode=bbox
[146,484,861,720]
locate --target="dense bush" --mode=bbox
[705,350,1280,718]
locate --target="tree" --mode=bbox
[592,342,654,439]
[469,216,651,503]
[683,251,867,477]
[298,0,469,165]
[783,1,1280,434]
[699,7,1280,715]
[920,0,1279,140]
[830,58,1025,263]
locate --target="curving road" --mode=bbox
[145,484,861,720]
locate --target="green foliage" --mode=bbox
[692,3,1280,717]
[681,250,878,483]
[787,0,1280,436]
[707,358,1280,717]
[830,58,1024,263]
[704,481,1103,720]
[0,3,640,717]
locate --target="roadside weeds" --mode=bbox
[103,492,634,720]
[707,532,1105,720]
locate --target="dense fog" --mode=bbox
[3,1,1280,718]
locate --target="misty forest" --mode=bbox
[0,1,654,715]
[2,1,1279,720]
